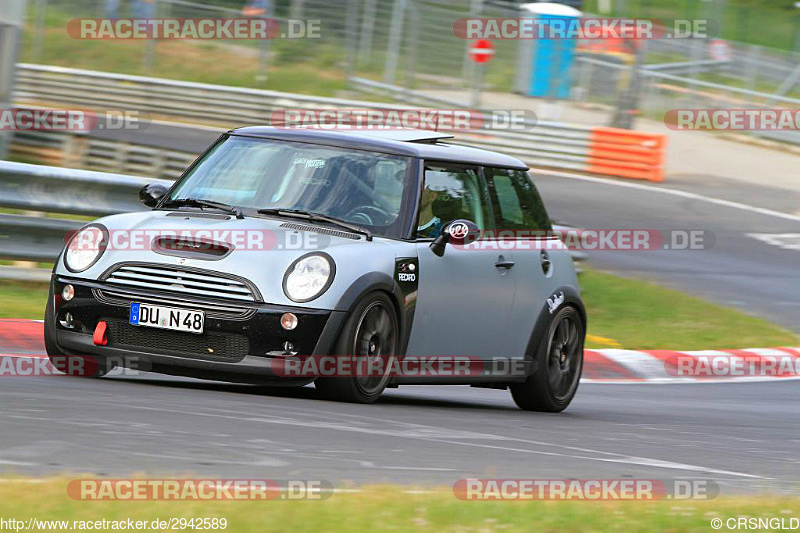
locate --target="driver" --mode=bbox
[416,187,445,239]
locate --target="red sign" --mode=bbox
[469,39,494,63]
[708,39,731,62]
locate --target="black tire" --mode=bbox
[510,306,584,412]
[44,292,112,378]
[315,291,399,404]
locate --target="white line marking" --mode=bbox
[747,233,800,250]
[379,466,456,471]
[0,459,37,466]
[134,404,769,479]
[535,169,800,223]
[583,376,800,384]
[418,439,763,479]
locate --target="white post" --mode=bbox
[0,0,26,160]
[383,0,408,85]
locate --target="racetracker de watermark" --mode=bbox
[664,354,800,378]
[68,18,321,40]
[67,479,333,500]
[270,354,529,378]
[665,109,800,131]
[453,479,719,500]
[450,229,716,251]
[269,108,536,131]
[66,228,331,252]
[0,109,148,132]
[0,355,146,377]
[66,228,716,252]
[453,18,718,40]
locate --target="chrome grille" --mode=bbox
[102,264,260,303]
[93,288,256,321]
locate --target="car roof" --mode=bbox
[228,126,529,170]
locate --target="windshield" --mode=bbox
[167,135,416,239]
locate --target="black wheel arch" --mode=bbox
[523,285,586,373]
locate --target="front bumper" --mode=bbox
[49,276,346,383]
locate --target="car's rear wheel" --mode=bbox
[44,292,112,378]
[510,306,584,412]
[315,291,399,404]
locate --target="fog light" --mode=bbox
[283,341,294,352]
[59,312,74,329]
[61,284,75,301]
[280,313,298,330]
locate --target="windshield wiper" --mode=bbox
[161,197,244,219]
[257,208,372,241]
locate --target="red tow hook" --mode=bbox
[93,321,108,346]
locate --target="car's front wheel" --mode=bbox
[315,291,399,404]
[510,306,584,412]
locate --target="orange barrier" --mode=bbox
[587,127,667,182]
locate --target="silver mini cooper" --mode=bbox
[45,128,586,412]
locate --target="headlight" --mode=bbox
[283,253,335,302]
[64,224,108,273]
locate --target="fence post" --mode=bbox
[256,0,274,83]
[744,44,760,93]
[0,1,26,160]
[514,31,531,94]
[403,3,420,96]
[383,0,408,85]
[32,0,46,63]
[142,0,160,73]
[290,0,305,20]
[574,58,593,102]
[611,40,647,129]
[345,0,358,87]
[358,0,377,63]
[461,0,483,87]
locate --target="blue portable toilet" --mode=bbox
[520,3,582,99]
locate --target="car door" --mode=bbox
[405,162,517,360]
[484,167,561,358]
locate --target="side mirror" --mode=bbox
[139,183,168,208]
[430,219,479,257]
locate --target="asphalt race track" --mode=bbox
[536,172,800,333]
[1,371,798,494]
[1,171,798,496]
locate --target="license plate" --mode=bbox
[129,303,205,334]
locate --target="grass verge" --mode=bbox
[0,480,797,532]
[21,8,348,97]
[0,281,50,320]
[0,269,797,350]
[581,270,799,350]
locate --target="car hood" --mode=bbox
[55,210,405,310]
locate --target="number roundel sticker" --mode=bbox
[448,221,470,241]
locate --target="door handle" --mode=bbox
[495,259,515,270]
[540,250,551,275]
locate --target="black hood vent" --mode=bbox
[165,212,231,220]
[152,236,233,260]
[279,222,360,240]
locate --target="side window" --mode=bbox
[416,164,491,239]
[486,168,552,231]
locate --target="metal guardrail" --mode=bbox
[15,63,400,127]
[14,64,667,182]
[642,59,731,74]
[0,160,170,216]
[0,161,170,268]
[0,214,82,262]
